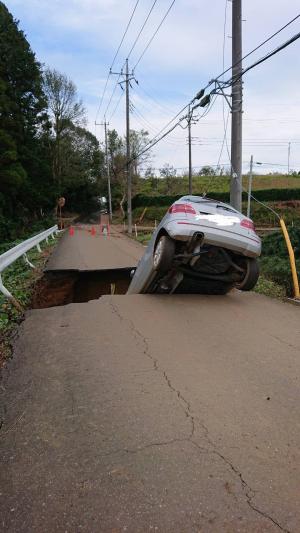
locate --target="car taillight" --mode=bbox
[240,219,255,231]
[168,203,196,215]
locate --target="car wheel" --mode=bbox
[153,235,175,273]
[236,257,259,291]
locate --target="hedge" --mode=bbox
[131,188,300,209]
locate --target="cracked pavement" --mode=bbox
[1,230,300,532]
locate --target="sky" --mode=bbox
[5,0,300,175]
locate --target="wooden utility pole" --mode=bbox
[104,120,112,222]
[125,59,132,234]
[111,59,135,234]
[230,0,243,211]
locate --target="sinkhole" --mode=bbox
[32,269,132,309]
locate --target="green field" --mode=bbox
[136,174,300,197]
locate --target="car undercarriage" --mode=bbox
[148,233,259,295]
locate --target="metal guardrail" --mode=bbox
[0,225,58,310]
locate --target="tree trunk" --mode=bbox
[119,192,126,219]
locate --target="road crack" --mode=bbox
[109,299,194,437]
[109,299,290,532]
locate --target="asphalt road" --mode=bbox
[46,225,143,271]
[1,229,300,532]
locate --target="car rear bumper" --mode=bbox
[165,220,261,257]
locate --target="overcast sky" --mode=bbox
[5,0,300,175]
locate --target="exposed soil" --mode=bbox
[32,269,132,309]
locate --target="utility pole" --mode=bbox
[288,142,291,174]
[125,59,132,234]
[95,119,112,222]
[247,154,253,218]
[110,59,135,234]
[230,0,243,212]
[104,120,112,222]
[188,105,192,194]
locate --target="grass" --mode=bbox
[136,174,300,197]
[0,234,60,368]
[253,275,286,299]
[135,232,153,245]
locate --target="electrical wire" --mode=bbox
[111,0,140,68]
[95,0,140,120]
[134,0,176,69]
[129,96,218,165]
[203,112,230,196]
[127,0,158,59]
[128,17,300,169]
[133,82,178,115]
[221,0,231,166]
[130,95,187,140]
[103,74,123,119]
[109,89,125,121]
[241,184,281,219]
[208,12,300,89]
[227,30,300,86]
[131,107,186,145]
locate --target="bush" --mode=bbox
[259,228,300,296]
[132,188,300,209]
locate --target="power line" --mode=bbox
[128,18,300,167]
[95,0,140,121]
[209,12,300,89]
[109,90,125,121]
[133,82,178,116]
[129,97,219,164]
[111,0,140,68]
[103,73,123,119]
[134,0,176,69]
[130,96,187,140]
[131,107,186,145]
[228,30,300,85]
[221,0,231,168]
[127,0,158,59]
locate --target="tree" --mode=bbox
[199,165,216,176]
[129,129,151,176]
[0,2,51,239]
[43,68,86,189]
[107,129,127,215]
[159,164,177,193]
[144,166,158,190]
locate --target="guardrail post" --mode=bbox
[0,224,58,309]
[23,253,35,269]
[0,274,23,312]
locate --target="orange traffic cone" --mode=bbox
[69,226,75,236]
[91,226,96,236]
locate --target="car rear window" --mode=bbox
[182,197,238,214]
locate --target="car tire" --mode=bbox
[153,235,175,273]
[236,257,259,291]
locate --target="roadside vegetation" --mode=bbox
[0,235,60,368]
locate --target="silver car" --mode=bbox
[128,195,261,295]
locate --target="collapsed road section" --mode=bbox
[31,226,143,307]
[33,268,132,308]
